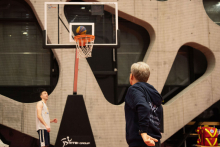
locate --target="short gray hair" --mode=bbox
[131,62,150,82]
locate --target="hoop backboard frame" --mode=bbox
[43,2,120,49]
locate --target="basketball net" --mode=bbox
[74,35,95,58]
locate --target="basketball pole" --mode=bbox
[73,49,79,95]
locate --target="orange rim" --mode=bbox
[74,34,95,46]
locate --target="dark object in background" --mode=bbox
[0,124,52,147]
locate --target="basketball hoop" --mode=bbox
[74,34,95,58]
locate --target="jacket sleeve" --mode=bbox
[126,86,151,133]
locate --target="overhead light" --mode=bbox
[81,7,85,9]
[23,32,27,34]
[9,35,11,37]
[216,2,220,6]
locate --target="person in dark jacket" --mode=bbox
[125,62,163,147]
